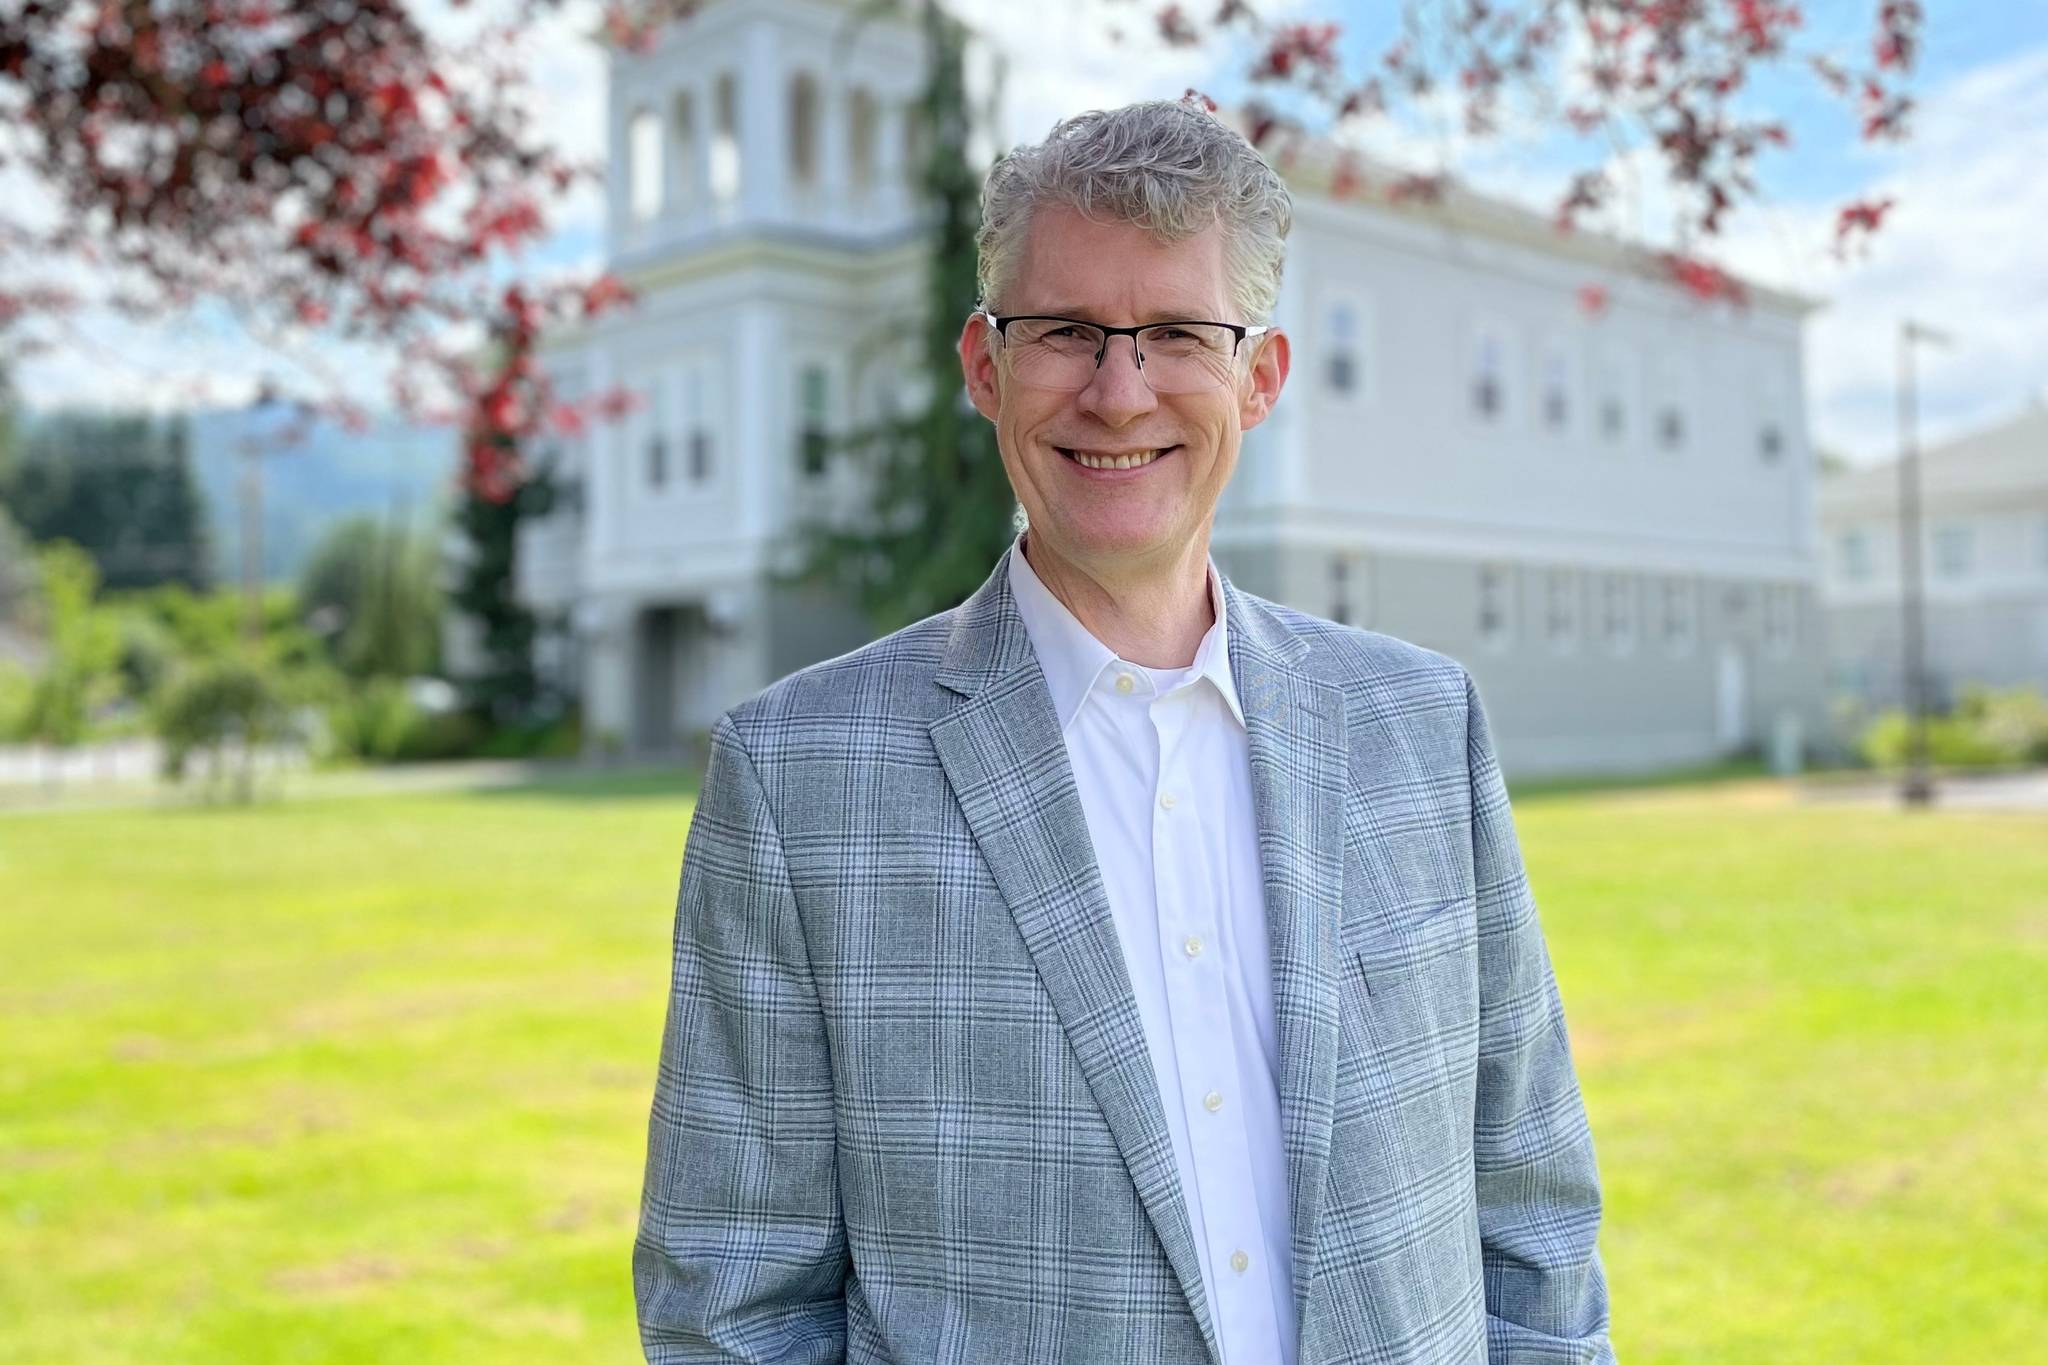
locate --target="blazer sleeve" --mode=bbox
[1462,669,1617,1364]
[634,713,849,1363]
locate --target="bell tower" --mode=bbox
[605,0,926,264]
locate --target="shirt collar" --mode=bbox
[1006,533,1245,733]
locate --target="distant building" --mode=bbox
[1818,403,2048,710]
[523,0,1828,775]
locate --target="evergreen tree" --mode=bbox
[1,411,213,592]
[448,439,556,724]
[795,0,1015,630]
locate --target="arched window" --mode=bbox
[849,88,878,195]
[1470,329,1507,421]
[711,72,741,206]
[1327,301,1357,395]
[1540,339,1573,432]
[627,106,662,222]
[671,91,697,208]
[903,103,929,186]
[789,73,820,188]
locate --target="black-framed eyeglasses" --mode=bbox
[976,308,1271,394]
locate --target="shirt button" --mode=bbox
[1183,935,1202,958]
[1230,1249,1250,1274]
[1159,792,1177,810]
[1203,1090,1223,1113]
[1114,673,1136,694]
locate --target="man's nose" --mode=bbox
[1077,333,1159,425]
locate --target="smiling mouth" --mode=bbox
[1057,445,1180,471]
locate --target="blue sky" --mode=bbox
[10,0,2045,467]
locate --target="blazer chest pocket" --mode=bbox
[1341,896,1475,998]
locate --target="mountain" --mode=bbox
[186,406,458,586]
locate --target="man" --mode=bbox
[636,99,1613,1364]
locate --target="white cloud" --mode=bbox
[8,0,614,416]
[14,0,2040,464]
[1710,44,2048,463]
[945,0,1305,152]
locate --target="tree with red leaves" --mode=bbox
[0,0,1921,512]
[1132,0,1922,302]
[0,0,655,506]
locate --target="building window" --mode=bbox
[670,91,697,207]
[1328,553,1368,626]
[849,88,878,195]
[1326,299,1366,398]
[788,73,820,188]
[1723,584,1750,630]
[1758,422,1784,462]
[1595,350,1630,445]
[711,72,741,206]
[1545,569,1579,651]
[903,102,928,187]
[1478,563,1514,649]
[1839,529,1871,582]
[1656,403,1686,451]
[1540,339,1572,433]
[1660,578,1697,655]
[1932,524,1973,579]
[644,383,670,489]
[1654,356,1687,452]
[1471,328,1507,421]
[1600,572,1637,653]
[684,365,713,484]
[628,106,663,222]
[798,364,831,477]
[1764,585,1797,655]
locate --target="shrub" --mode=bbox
[152,654,306,799]
[1857,686,2048,770]
[320,679,504,764]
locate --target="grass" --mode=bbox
[2,770,2043,1363]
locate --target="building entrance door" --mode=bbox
[1716,645,1749,751]
[633,606,680,757]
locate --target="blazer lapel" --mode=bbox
[928,549,1224,1365]
[1225,580,1349,1331]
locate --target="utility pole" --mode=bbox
[1896,319,1951,808]
[238,382,300,652]
[239,430,265,651]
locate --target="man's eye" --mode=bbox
[1044,325,1085,339]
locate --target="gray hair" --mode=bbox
[976,100,1293,327]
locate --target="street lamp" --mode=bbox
[1896,318,1952,807]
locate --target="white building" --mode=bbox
[522,0,1829,776]
[1818,403,2048,710]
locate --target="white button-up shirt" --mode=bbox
[1007,537,1297,1365]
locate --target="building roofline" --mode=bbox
[1230,111,1824,318]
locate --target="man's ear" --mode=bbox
[1238,328,1290,431]
[958,312,1002,422]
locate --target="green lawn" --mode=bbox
[2,773,2043,1363]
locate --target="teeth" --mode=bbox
[1069,448,1164,470]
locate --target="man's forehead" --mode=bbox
[1007,206,1229,320]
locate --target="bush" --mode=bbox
[153,654,306,798]
[472,705,581,760]
[320,679,501,764]
[322,678,417,763]
[1857,686,2048,770]
[0,661,33,741]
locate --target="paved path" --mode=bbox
[1799,769,2048,810]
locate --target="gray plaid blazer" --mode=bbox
[636,545,1613,1364]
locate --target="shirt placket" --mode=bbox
[1147,681,1282,1362]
